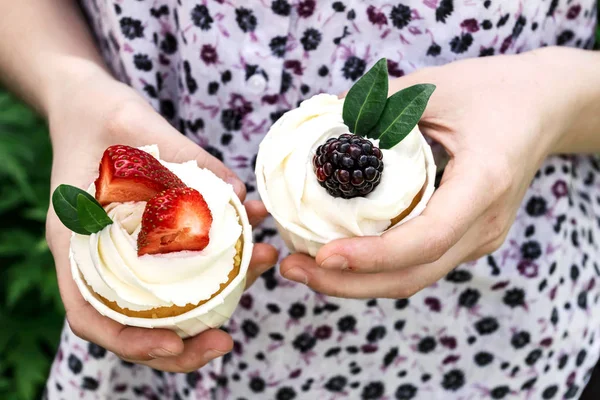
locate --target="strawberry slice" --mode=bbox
[95,145,186,205]
[137,187,213,256]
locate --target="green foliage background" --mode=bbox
[0,17,598,400]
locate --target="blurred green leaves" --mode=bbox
[0,89,63,400]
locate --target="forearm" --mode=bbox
[533,46,600,154]
[0,0,110,117]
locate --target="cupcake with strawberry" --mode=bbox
[256,58,437,256]
[53,145,252,337]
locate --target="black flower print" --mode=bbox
[521,240,542,260]
[300,28,322,51]
[271,0,291,16]
[159,99,175,120]
[436,0,454,23]
[183,61,198,94]
[526,196,547,216]
[160,32,177,55]
[366,326,387,342]
[185,371,202,389]
[449,33,473,53]
[249,377,266,392]
[235,8,257,33]
[542,385,558,398]
[342,56,366,80]
[337,315,357,332]
[510,331,530,349]
[503,288,525,308]
[474,351,494,366]
[362,381,385,399]
[557,30,575,45]
[208,81,219,95]
[458,288,480,308]
[68,354,83,374]
[490,386,510,399]
[446,269,472,282]
[547,0,559,16]
[276,386,296,400]
[395,384,417,400]
[191,5,213,30]
[332,2,345,12]
[427,43,442,56]
[82,377,99,390]
[241,319,260,338]
[270,36,288,57]
[325,375,347,392]
[387,60,404,77]
[480,47,495,57]
[389,4,411,29]
[474,317,499,335]
[441,369,465,391]
[133,53,153,71]
[292,332,317,353]
[525,348,542,365]
[417,336,436,353]
[150,5,169,18]
[88,343,106,359]
[120,17,144,39]
[221,109,242,130]
[288,302,306,319]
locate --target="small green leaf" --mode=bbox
[52,184,103,235]
[342,58,389,137]
[76,194,113,234]
[371,84,436,150]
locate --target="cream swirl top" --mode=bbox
[71,146,242,310]
[256,94,427,243]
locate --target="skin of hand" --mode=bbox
[280,46,600,299]
[45,69,278,372]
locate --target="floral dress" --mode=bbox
[46,1,599,399]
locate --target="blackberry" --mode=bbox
[313,134,384,199]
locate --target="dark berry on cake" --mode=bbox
[313,134,384,199]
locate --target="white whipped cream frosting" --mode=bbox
[257,94,427,243]
[71,145,242,311]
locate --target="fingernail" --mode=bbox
[226,176,245,198]
[149,347,178,358]
[320,255,348,270]
[284,267,308,285]
[203,349,228,363]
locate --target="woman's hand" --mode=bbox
[45,69,278,372]
[280,47,592,299]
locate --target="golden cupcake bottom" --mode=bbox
[90,235,243,319]
[390,184,425,227]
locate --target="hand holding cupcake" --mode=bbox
[256,58,437,256]
[53,145,252,338]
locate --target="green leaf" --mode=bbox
[371,84,436,150]
[76,194,113,234]
[51,184,100,235]
[342,58,389,137]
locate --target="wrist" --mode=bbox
[527,46,600,154]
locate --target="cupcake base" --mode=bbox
[92,236,243,319]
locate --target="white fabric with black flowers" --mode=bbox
[46,1,599,399]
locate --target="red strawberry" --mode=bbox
[94,145,186,205]
[137,187,213,256]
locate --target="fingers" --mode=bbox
[316,158,491,273]
[281,236,467,298]
[137,329,233,373]
[245,200,269,227]
[245,243,279,288]
[108,102,247,200]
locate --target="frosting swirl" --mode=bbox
[256,94,427,243]
[71,146,242,310]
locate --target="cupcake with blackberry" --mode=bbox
[256,58,436,256]
[53,145,253,338]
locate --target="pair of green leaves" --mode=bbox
[52,184,112,235]
[342,58,436,149]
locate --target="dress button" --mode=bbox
[247,74,267,94]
